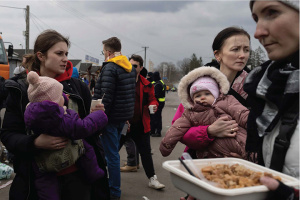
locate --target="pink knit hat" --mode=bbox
[190,76,220,99]
[27,71,64,105]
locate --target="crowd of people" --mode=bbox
[0,0,298,200]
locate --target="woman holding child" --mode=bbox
[0,30,110,199]
[168,26,251,200]
[172,26,251,154]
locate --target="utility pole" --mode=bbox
[142,46,149,69]
[25,5,29,54]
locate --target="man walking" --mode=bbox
[151,71,166,137]
[119,54,165,190]
[93,37,136,200]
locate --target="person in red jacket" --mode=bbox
[119,54,165,190]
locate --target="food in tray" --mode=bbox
[201,164,281,189]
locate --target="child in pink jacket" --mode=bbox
[172,103,212,152]
[160,66,249,159]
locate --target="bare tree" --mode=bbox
[177,58,191,75]
[189,53,200,71]
[153,61,183,87]
[153,53,206,87]
[247,46,267,69]
[254,46,267,66]
[199,57,203,67]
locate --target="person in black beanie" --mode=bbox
[244,1,299,200]
[140,67,148,78]
[146,72,153,82]
[151,71,166,137]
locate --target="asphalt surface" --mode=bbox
[119,91,186,200]
[0,91,187,200]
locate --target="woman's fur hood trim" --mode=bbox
[178,66,230,109]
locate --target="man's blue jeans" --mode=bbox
[100,122,125,198]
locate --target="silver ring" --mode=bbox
[231,128,235,132]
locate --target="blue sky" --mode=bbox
[0,0,264,69]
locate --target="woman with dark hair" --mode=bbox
[174,26,251,153]
[175,26,251,200]
[0,29,110,200]
[210,26,250,106]
[244,1,299,199]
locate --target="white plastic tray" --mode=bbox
[163,158,299,200]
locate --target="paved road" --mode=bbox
[0,91,187,200]
[119,91,186,200]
